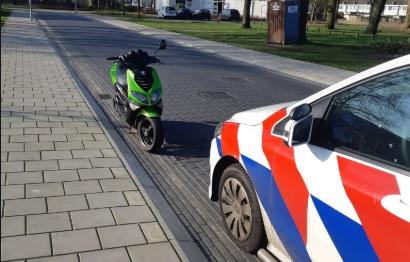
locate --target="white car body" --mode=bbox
[209,55,410,261]
[157,6,177,19]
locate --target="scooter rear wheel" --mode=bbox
[136,117,164,153]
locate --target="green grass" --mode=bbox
[1,7,11,28]
[115,16,410,72]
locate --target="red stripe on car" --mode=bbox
[221,122,240,160]
[337,156,410,261]
[262,108,309,245]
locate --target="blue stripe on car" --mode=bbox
[241,154,311,262]
[216,137,223,157]
[311,195,378,262]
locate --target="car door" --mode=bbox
[262,68,410,261]
[293,68,410,261]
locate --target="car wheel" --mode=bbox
[218,163,266,253]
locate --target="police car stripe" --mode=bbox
[221,122,240,160]
[311,195,378,261]
[293,144,361,223]
[337,156,410,261]
[241,154,311,262]
[306,196,343,262]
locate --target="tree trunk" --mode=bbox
[137,0,141,19]
[366,0,387,35]
[310,2,317,21]
[299,0,310,42]
[242,0,251,28]
[405,0,410,29]
[326,0,338,29]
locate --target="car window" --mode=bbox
[166,7,175,11]
[317,69,410,171]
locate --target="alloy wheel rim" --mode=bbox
[221,177,252,241]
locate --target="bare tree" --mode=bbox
[310,0,326,21]
[242,0,251,28]
[137,0,141,19]
[325,0,338,29]
[366,0,387,35]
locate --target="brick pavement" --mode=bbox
[1,12,185,262]
[33,9,322,261]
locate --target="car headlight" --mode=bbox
[214,122,223,138]
[131,91,148,104]
[151,90,161,103]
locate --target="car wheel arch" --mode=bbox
[211,156,245,202]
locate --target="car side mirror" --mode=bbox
[159,39,166,50]
[283,104,313,147]
[289,103,311,120]
[154,39,166,55]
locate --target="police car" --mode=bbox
[209,55,410,261]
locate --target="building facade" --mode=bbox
[338,0,407,18]
[154,0,408,19]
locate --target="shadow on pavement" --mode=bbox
[161,120,217,159]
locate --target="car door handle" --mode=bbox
[381,194,410,222]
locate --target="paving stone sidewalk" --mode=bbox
[1,13,183,262]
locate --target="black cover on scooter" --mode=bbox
[117,50,156,92]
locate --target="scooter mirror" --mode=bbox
[159,39,166,50]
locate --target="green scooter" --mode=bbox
[107,40,166,153]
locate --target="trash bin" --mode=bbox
[267,0,301,44]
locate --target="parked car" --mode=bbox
[157,6,177,19]
[192,9,211,21]
[209,55,410,261]
[177,8,193,20]
[218,9,240,21]
[124,3,138,11]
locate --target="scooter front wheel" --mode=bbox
[136,117,164,153]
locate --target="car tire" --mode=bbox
[218,163,266,253]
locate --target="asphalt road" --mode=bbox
[35,10,320,262]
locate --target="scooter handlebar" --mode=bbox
[106,57,118,61]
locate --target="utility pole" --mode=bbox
[75,0,78,13]
[29,0,32,20]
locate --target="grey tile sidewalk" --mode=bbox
[1,11,187,262]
